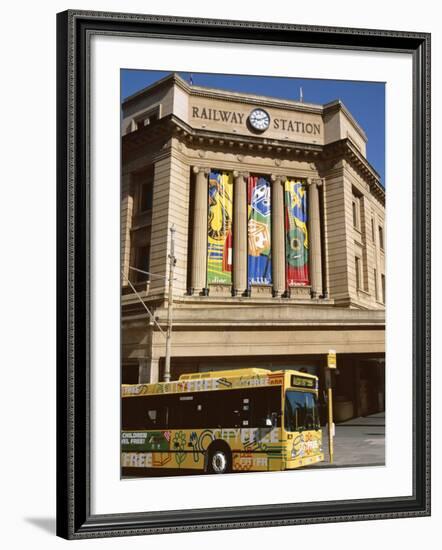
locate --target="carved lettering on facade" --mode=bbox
[273,119,321,135]
[192,106,244,125]
[191,105,321,135]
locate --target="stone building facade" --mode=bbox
[121,73,386,421]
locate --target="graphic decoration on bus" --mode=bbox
[121,369,323,474]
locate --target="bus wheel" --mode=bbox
[207,445,232,474]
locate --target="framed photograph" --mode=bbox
[56,10,431,539]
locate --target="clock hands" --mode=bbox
[249,109,270,131]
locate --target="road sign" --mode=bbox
[327,349,337,369]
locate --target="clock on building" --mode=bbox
[248,108,271,132]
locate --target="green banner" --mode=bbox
[207,171,233,284]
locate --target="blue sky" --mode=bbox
[122,70,385,185]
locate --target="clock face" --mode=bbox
[248,108,270,132]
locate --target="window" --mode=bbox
[374,268,379,301]
[122,395,169,430]
[148,111,159,124]
[135,107,160,130]
[169,394,206,429]
[139,182,153,212]
[250,387,281,428]
[379,225,384,250]
[122,387,282,431]
[371,218,375,241]
[133,245,150,283]
[355,256,362,290]
[136,166,154,212]
[284,391,320,432]
[352,190,361,231]
[381,273,386,303]
[352,200,358,229]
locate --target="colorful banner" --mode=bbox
[247,176,272,286]
[207,171,233,284]
[285,180,309,286]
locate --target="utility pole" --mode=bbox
[124,225,176,383]
[164,226,176,382]
[326,349,336,463]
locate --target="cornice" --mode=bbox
[123,73,373,147]
[123,72,324,115]
[186,85,324,115]
[122,72,179,105]
[323,139,385,203]
[122,115,385,204]
[323,100,368,143]
[121,302,385,327]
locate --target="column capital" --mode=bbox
[307,177,323,187]
[270,174,287,184]
[233,170,250,179]
[192,166,210,176]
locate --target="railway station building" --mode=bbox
[121,73,386,421]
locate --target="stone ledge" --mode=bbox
[208,283,232,297]
[250,284,273,298]
[288,285,311,299]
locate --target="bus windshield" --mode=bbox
[284,390,320,432]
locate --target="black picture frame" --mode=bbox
[56,10,431,539]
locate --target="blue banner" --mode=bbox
[247,176,272,286]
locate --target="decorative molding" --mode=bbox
[192,166,210,176]
[270,173,287,184]
[233,170,250,179]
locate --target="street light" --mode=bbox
[164,226,176,382]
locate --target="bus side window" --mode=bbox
[202,391,244,428]
[223,390,251,428]
[252,387,281,428]
[204,392,221,428]
[143,396,169,429]
[168,393,205,429]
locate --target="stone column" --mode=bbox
[138,358,160,383]
[271,175,286,297]
[233,171,248,296]
[191,166,209,295]
[121,173,133,285]
[308,178,323,298]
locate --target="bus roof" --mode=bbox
[122,368,318,397]
[178,368,271,380]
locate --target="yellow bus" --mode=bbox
[121,368,323,475]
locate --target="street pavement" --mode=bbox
[311,412,385,469]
